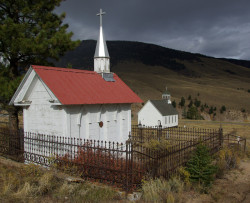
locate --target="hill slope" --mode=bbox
[55,40,250,120]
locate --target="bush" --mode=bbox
[241,108,246,113]
[56,144,145,190]
[216,147,241,177]
[141,177,183,202]
[178,167,190,185]
[143,139,171,151]
[186,144,217,187]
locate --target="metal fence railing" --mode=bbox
[0,126,245,192]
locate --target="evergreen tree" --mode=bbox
[200,104,204,112]
[172,100,176,108]
[179,96,185,107]
[188,100,193,108]
[0,0,80,130]
[188,95,192,100]
[186,144,217,187]
[209,107,214,114]
[187,106,199,119]
[194,98,201,108]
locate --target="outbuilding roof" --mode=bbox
[16,65,142,105]
[150,100,178,116]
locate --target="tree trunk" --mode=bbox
[8,106,19,132]
[8,60,20,132]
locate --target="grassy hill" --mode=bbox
[55,40,250,121]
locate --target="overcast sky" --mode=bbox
[56,0,250,60]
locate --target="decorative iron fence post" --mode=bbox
[219,127,223,148]
[130,137,134,191]
[157,121,162,141]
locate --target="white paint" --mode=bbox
[138,101,178,128]
[65,104,130,143]
[94,56,110,73]
[12,70,132,144]
[23,76,65,136]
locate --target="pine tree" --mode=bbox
[0,0,80,130]
[186,144,217,187]
[172,100,176,108]
[179,96,185,107]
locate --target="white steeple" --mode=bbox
[162,86,171,104]
[94,9,110,73]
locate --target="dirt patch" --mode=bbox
[181,159,250,203]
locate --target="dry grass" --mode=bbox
[116,60,250,119]
[0,157,118,203]
[179,119,250,139]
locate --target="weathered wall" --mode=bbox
[23,76,66,136]
[66,104,131,143]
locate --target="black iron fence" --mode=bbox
[0,126,246,192]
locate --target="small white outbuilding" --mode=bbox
[9,9,142,144]
[138,90,178,128]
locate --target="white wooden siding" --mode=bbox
[138,101,178,128]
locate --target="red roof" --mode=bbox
[32,65,143,105]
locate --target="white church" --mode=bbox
[10,9,142,144]
[138,89,178,128]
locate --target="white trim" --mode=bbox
[9,67,33,105]
[9,66,62,106]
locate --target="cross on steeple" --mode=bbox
[97,8,106,27]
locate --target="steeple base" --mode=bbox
[94,57,110,73]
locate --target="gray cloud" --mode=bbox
[56,0,250,59]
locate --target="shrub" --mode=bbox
[178,166,190,185]
[141,177,183,202]
[142,139,171,151]
[186,144,217,187]
[56,143,145,190]
[216,147,241,177]
[241,108,246,113]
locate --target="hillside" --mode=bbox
[55,40,250,121]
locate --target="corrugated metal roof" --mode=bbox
[32,65,142,105]
[150,100,178,116]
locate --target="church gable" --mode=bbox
[10,67,60,106]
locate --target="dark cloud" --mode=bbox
[56,0,250,59]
